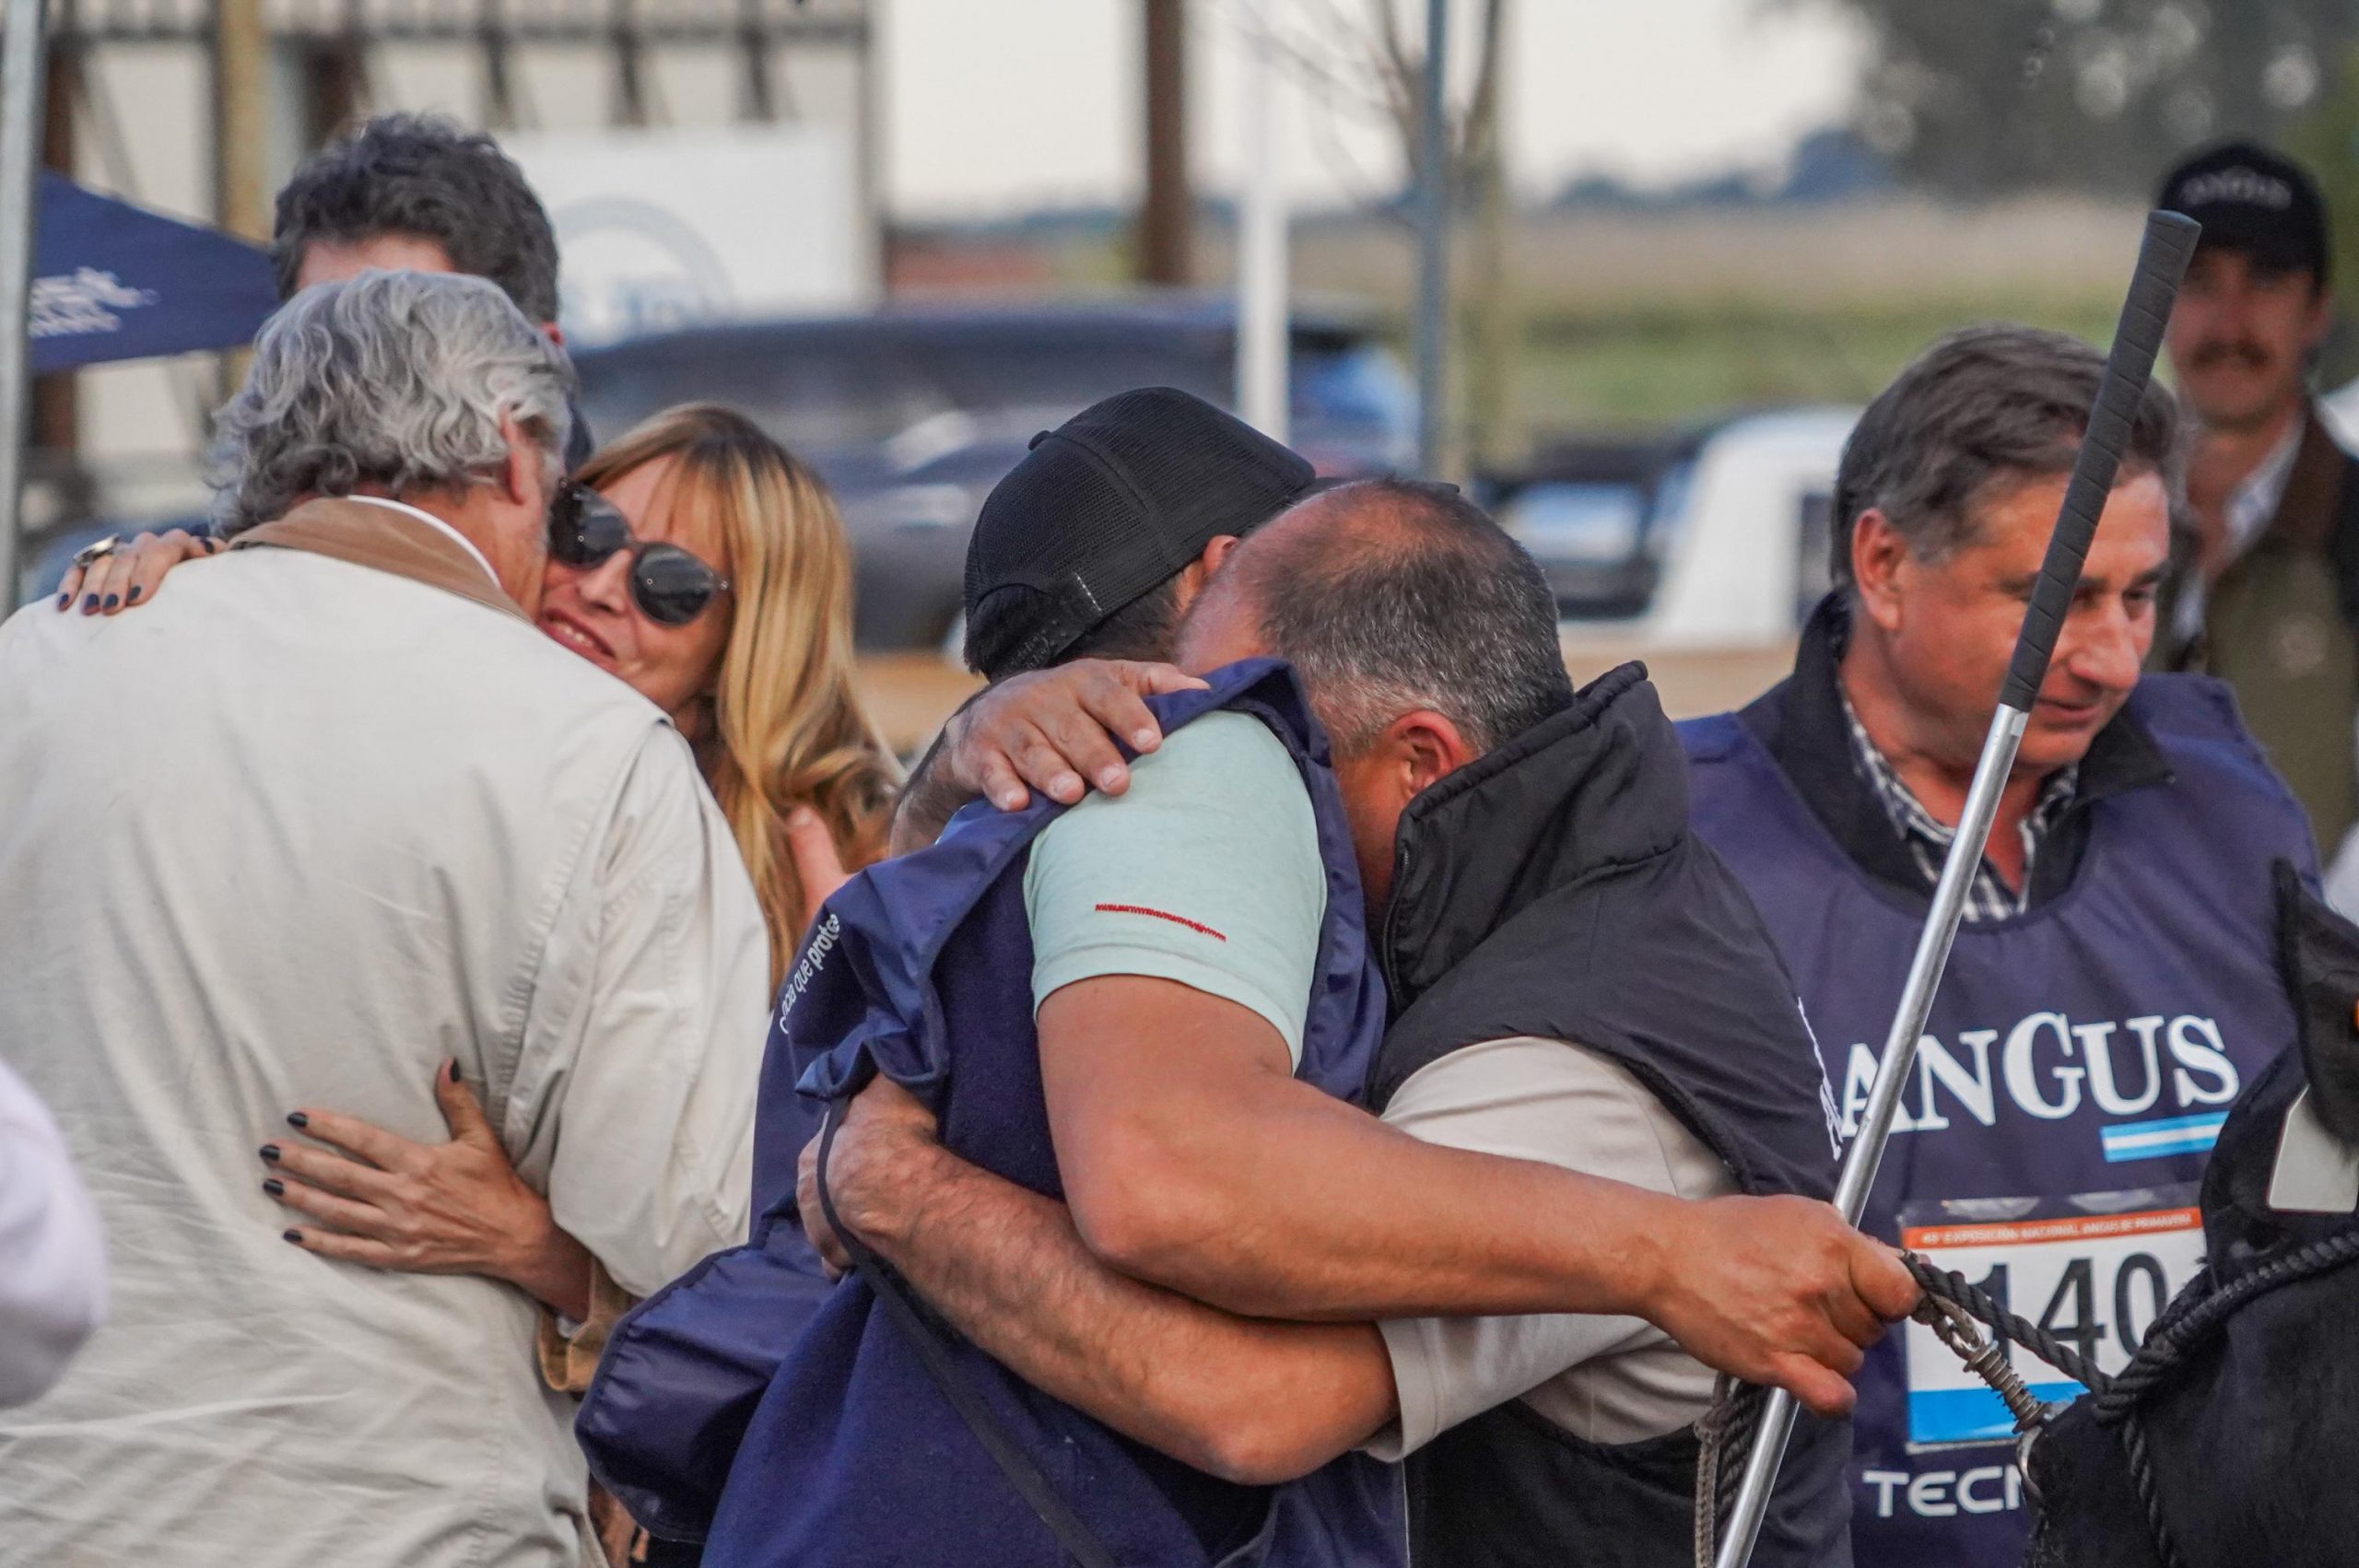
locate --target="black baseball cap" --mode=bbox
[961,387,1318,678]
[2158,140,2331,285]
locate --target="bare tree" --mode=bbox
[1227,0,1516,468]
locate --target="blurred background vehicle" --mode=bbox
[572,296,1414,650]
[1484,406,1858,710]
[18,0,2359,749]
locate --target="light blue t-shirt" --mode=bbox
[1022,711,1327,1065]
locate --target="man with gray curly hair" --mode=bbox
[0,270,769,1565]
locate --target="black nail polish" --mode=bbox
[55,592,67,609]
[102,594,118,610]
[80,595,97,614]
[125,585,141,603]
[286,1111,308,1129]
[262,1178,284,1197]
[449,1060,462,1084]
[258,1143,280,1163]
[282,1229,303,1244]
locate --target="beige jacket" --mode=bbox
[0,498,769,1567]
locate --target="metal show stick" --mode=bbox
[1710,207,2201,1568]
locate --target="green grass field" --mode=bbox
[1497,296,2124,434]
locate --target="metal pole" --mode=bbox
[1413,0,1448,476]
[1710,208,2201,1568]
[1709,709,2025,1565]
[212,0,266,241]
[1236,4,1287,442]
[1139,0,1191,286]
[0,0,49,606]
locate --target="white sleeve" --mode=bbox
[516,726,773,1298]
[0,1057,106,1408]
[1362,1036,1733,1460]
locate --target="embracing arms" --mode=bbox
[801,1078,1397,1484]
[1034,977,1912,1415]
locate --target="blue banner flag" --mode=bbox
[30,173,277,372]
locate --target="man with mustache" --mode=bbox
[2154,142,2359,863]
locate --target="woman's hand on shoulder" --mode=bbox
[55,529,219,616]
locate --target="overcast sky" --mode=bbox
[878,0,1868,219]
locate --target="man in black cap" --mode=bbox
[2156,140,2359,855]
[962,386,1320,680]
[890,386,1320,848]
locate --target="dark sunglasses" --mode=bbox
[546,482,733,626]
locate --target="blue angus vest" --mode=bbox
[581,660,1402,1568]
[1364,663,1854,1568]
[1681,672,2315,1568]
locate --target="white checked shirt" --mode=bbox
[1841,694,2079,921]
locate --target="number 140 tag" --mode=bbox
[1899,1192,2204,1449]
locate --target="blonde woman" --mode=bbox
[65,401,895,1315]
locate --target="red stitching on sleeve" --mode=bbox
[1093,903,1228,942]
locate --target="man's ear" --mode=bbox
[1850,509,1909,633]
[1376,709,1476,797]
[1171,536,1244,620]
[497,412,545,510]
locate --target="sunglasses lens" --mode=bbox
[550,487,630,567]
[633,544,722,626]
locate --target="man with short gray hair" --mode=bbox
[1676,323,2317,1568]
[679,476,1904,1568]
[0,270,768,1566]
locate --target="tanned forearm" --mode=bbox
[842,1135,1396,1483]
[1085,1071,1686,1323]
[1042,978,1690,1324]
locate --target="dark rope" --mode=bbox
[2095,1224,2359,1423]
[1906,1223,2359,1568]
[1715,1382,1762,1523]
[1689,1376,1766,1568]
[2118,1414,2185,1568]
[1901,1251,2110,1393]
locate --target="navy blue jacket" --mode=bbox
[580,660,1403,1568]
[1682,648,2315,1568]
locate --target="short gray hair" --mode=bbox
[1830,323,2181,588]
[206,269,573,535]
[1207,479,1574,755]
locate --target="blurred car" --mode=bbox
[1484,407,1859,641]
[571,295,1417,650]
[1482,407,1860,717]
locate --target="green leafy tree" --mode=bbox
[1813,0,2354,196]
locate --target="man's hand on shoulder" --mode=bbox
[889,661,1208,853]
[1638,1194,1921,1418]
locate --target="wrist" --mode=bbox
[842,1136,957,1258]
[505,1204,594,1320]
[1603,1188,1687,1324]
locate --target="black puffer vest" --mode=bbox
[1366,662,1854,1568]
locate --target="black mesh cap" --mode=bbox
[962,387,1317,678]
